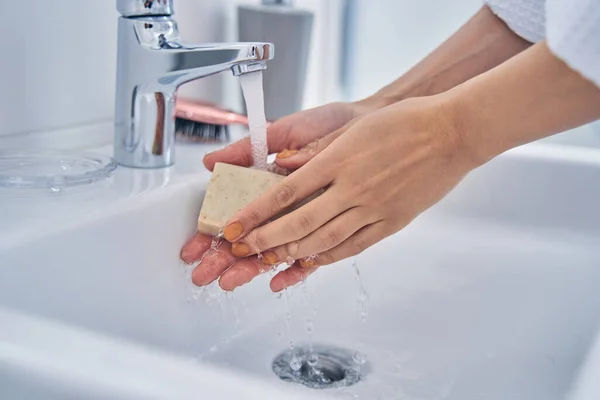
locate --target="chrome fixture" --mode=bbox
[114,0,274,168]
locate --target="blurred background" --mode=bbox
[0,0,598,146]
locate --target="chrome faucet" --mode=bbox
[114,0,274,168]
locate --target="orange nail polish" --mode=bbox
[276,149,298,159]
[231,242,251,257]
[299,258,318,269]
[223,222,244,241]
[262,251,279,265]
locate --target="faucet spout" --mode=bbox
[114,16,274,168]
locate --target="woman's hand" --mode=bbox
[218,97,477,291]
[216,40,600,293]
[180,101,375,290]
[202,101,371,172]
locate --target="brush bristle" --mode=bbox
[174,118,231,143]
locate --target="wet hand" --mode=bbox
[202,102,367,172]
[181,101,373,291]
[217,97,477,291]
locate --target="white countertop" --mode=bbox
[0,126,248,251]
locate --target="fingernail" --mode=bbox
[223,222,244,241]
[299,258,318,269]
[231,242,251,257]
[276,149,298,159]
[262,251,279,265]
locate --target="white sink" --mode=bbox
[1,133,599,399]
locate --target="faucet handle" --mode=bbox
[117,0,174,17]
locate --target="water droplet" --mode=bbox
[359,312,368,323]
[241,300,250,313]
[353,351,367,365]
[49,187,61,193]
[191,286,203,300]
[290,355,303,371]
[210,234,223,252]
[353,258,369,325]
[272,345,362,389]
[285,256,295,266]
[226,291,241,329]
[307,353,319,367]
[306,321,313,335]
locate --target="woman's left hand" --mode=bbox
[221,96,478,292]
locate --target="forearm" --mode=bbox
[358,6,531,109]
[448,40,600,165]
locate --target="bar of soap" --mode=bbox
[197,162,285,236]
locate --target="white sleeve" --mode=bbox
[546,0,600,88]
[484,0,546,43]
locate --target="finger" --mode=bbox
[191,241,236,286]
[218,256,274,291]
[268,206,380,263]
[234,189,351,259]
[203,137,253,171]
[275,119,356,170]
[300,221,389,269]
[180,233,213,264]
[222,161,335,243]
[203,118,293,171]
[270,262,319,292]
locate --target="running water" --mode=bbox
[239,71,268,170]
[301,281,314,354]
[301,278,320,372]
[226,291,241,329]
[282,288,302,372]
[211,231,224,252]
[353,260,369,324]
[352,259,369,370]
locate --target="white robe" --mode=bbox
[485,0,600,87]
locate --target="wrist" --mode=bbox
[432,89,492,170]
[356,75,445,112]
[352,95,392,115]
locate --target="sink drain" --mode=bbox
[272,344,367,390]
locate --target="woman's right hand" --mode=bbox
[181,100,375,291]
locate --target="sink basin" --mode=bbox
[1,135,599,399]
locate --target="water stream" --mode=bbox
[239,71,269,170]
[352,259,369,370]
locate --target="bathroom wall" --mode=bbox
[1,0,597,145]
[0,0,233,140]
[0,0,343,141]
[0,1,118,138]
[341,0,481,101]
[0,0,482,139]
[341,0,600,145]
